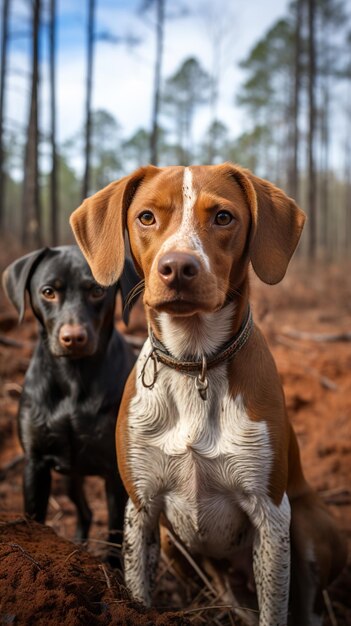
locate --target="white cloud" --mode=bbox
[6,0,290,155]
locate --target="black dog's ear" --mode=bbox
[2,248,49,323]
[118,257,142,326]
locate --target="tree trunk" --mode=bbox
[344,62,351,256]
[320,81,330,254]
[345,171,351,256]
[307,0,317,259]
[49,0,58,245]
[21,0,42,247]
[0,0,10,230]
[288,0,302,202]
[150,0,165,166]
[208,60,220,164]
[82,0,96,200]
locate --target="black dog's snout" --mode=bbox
[59,324,88,349]
[158,252,200,290]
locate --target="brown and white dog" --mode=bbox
[70,164,346,626]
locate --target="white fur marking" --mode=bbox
[158,303,236,359]
[182,166,196,221]
[155,167,210,271]
[244,492,291,625]
[123,498,160,607]
[128,337,274,557]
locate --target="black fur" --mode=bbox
[2,245,140,563]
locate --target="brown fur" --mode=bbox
[70,167,159,286]
[115,368,139,508]
[70,163,305,291]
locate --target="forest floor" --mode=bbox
[0,250,350,625]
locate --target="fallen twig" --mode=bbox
[51,511,64,525]
[282,328,351,342]
[320,486,350,497]
[0,454,25,481]
[228,611,236,626]
[222,574,259,626]
[99,563,112,589]
[0,542,42,569]
[182,604,233,614]
[64,549,80,563]
[0,517,29,527]
[3,382,22,396]
[0,334,24,348]
[276,335,308,351]
[323,589,338,626]
[156,553,176,584]
[303,366,338,391]
[320,487,351,506]
[166,529,217,597]
[49,495,62,511]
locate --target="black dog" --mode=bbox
[2,245,139,558]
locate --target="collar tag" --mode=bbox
[195,355,208,401]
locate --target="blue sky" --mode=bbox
[7,0,291,164]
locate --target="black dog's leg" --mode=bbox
[105,477,127,568]
[23,458,51,523]
[66,475,92,541]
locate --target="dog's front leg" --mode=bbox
[243,493,291,626]
[123,498,160,606]
[23,458,51,522]
[65,475,92,541]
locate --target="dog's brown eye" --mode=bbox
[214,211,233,226]
[138,211,155,226]
[90,285,105,299]
[41,287,56,300]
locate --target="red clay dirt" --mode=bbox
[0,517,189,625]
[0,251,350,625]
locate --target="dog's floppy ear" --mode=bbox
[228,165,306,284]
[70,166,159,287]
[2,248,49,323]
[118,257,142,326]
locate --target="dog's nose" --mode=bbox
[59,324,88,349]
[158,252,200,289]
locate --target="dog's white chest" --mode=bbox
[128,341,273,557]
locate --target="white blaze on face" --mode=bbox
[156,167,210,271]
[182,166,196,230]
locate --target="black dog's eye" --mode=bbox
[90,285,105,299]
[41,286,56,300]
[138,211,155,226]
[214,211,233,226]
